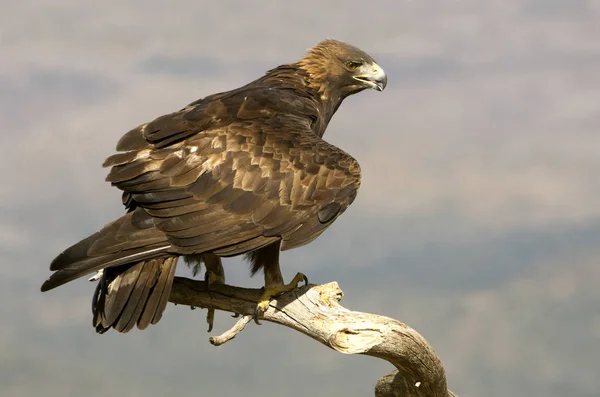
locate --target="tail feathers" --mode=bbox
[41,245,171,292]
[93,257,178,333]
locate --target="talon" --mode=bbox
[207,309,215,332]
[253,306,263,325]
[252,273,309,326]
[253,298,271,325]
[289,272,307,288]
[190,306,196,310]
[231,313,240,318]
[203,259,225,332]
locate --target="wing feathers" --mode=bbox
[42,212,172,292]
[98,96,361,265]
[44,70,367,336]
[40,245,171,291]
[114,125,147,152]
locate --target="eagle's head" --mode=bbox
[297,39,387,100]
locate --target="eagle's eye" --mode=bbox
[345,61,362,71]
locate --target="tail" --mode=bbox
[41,210,178,333]
[92,256,178,333]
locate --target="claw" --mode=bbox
[254,308,262,325]
[252,273,308,326]
[253,299,271,325]
[207,309,214,332]
[232,313,240,318]
[204,267,225,332]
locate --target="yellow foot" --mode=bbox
[254,272,308,325]
[204,270,225,332]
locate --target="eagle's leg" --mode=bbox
[203,254,225,332]
[204,254,225,286]
[250,241,308,324]
[255,272,308,322]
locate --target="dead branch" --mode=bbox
[169,277,456,397]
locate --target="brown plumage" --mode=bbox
[41,39,387,333]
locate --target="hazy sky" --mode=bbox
[2,1,599,396]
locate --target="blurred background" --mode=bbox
[2,1,599,396]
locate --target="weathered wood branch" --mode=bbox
[169,277,456,397]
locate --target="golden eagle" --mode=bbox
[41,40,387,333]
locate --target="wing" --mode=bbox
[103,92,361,257]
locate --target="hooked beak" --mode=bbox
[353,62,387,92]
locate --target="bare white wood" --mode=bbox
[169,277,456,397]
